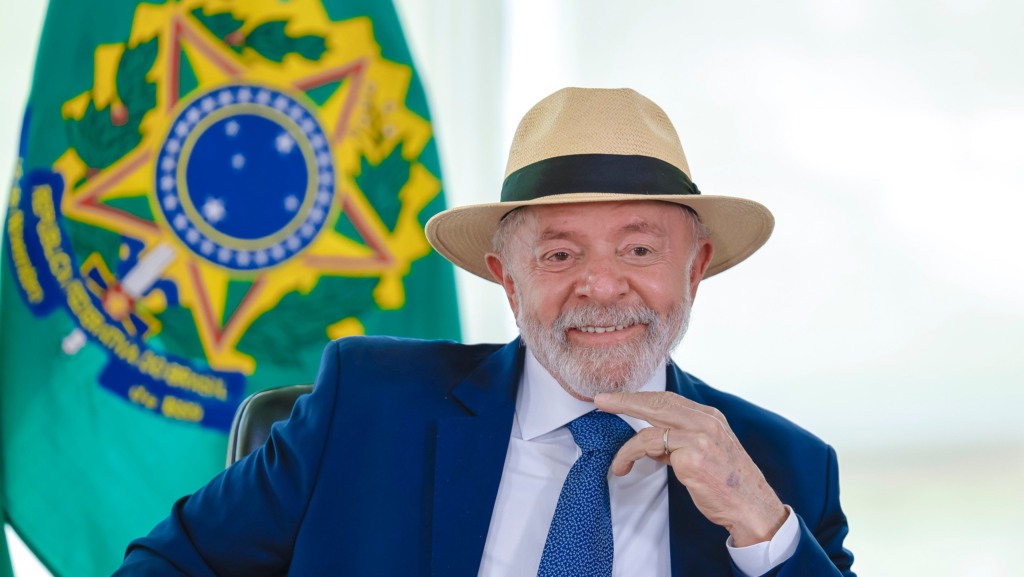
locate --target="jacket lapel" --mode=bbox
[428,354,735,575]
[431,339,524,577]
[666,364,732,576]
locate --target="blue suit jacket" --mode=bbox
[118,336,855,576]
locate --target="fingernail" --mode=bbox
[595,393,609,403]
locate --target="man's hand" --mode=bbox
[594,391,787,547]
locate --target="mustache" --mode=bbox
[551,303,660,333]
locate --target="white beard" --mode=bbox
[517,295,692,399]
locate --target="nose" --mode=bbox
[574,257,629,304]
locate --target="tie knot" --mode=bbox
[566,410,634,453]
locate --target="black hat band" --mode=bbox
[500,153,701,202]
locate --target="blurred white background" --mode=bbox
[3,1,1023,575]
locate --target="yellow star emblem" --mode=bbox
[55,0,441,373]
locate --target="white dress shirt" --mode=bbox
[477,349,799,577]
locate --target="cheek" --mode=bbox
[633,269,689,310]
[517,272,575,323]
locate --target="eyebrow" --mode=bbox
[622,221,659,234]
[538,229,577,241]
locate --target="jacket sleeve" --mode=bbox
[738,445,856,577]
[114,341,344,576]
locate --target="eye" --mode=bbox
[537,249,577,271]
[630,246,652,257]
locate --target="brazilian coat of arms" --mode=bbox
[5,0,449,430]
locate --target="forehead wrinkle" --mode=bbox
[536,218,665,242]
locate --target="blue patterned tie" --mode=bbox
[537,410,636,577]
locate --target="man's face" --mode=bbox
[486,201,713,400]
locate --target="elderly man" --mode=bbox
[118,88,855,576]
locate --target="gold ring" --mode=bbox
[662,428,671,455]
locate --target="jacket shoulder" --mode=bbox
[331,335,503,370]
[323,336,508,397]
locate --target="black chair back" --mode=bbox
[226,384,313,466]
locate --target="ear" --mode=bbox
[688,237,714,299]
[485,252,519,317]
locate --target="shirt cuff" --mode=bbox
[725,505,800,577]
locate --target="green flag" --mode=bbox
[1,0,459,574]
[0,443,12,577]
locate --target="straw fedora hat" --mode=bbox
[425,87,774,281]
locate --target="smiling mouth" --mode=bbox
[578,324,633,334]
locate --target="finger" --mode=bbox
[609,427,670,476]
[595,391,723,430]
[597,392,739,449]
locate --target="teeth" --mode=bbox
[580,324,628,334]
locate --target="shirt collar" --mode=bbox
[516,347,666,441]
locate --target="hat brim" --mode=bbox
[425,193,774,283]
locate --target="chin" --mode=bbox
[562,367,650,400]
